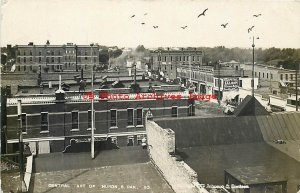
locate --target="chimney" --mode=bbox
[55,75,65,102]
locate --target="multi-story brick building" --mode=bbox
[150,48,203,80]
[178,61,242,102]
[14,41,100,73]
[4,79,195,154]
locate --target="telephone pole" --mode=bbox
[90,43,95,159]
[252,36,255,97]
[296,62,299,111]
[17,100,26,192]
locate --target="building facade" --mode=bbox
[177,61,242,102]
[14,42,100,73]
[150,48,203,80]
[4,85,195,154]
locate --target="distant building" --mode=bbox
[178,60,242,102]
[14,41,100,73]
[150,48,203,80]
[241,63,298,95]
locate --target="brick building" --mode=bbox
[4,80,195,154]
[150,48,203,80]
[14,41,100,73]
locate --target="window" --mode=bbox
[188,104,194,116]
[179,56,181,61]
[255,72,257,77]
[88,110,92,129]
[165,65,166,70]
[24,65,26,71]
[127,108,134,126]
[110,109,117,127]
[17,58,20,63]
[21,113,27,133]
[171,106,178,117]
[58,57,60,63]
[263,73,264,78]
[30,57,32,62]
[41,112,49,131]
[18,65,20,71]
[136,108,143,125]
[267,73,269,79]
[259,72,260,78]
[39,51,42,56]
[58,50,61,55]
[24,58,26,63]
[183,56,186,61]
[171,65,173,70]
[30,66,33,71]
[271,73,273,79]
[280,74,283,80]
[51,57,54,63]
[193,56,195,61]
[71,111,79,130]
[170,56,173,61]
[285,74,288,80]
[30,51,32,55]
[127,136,134,146]
[39,57,41,63]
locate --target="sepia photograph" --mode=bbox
[0,0,300,192]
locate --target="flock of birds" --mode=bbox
[130,8,262,37]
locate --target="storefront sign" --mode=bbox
[223,78,238,90]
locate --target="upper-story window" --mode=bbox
[39,51,42,56]
[41,112,49,131]
[136,108,143,125]
[110,109,117,127]
[71,111,79,130]
[171,106,178,117]
[30,51,32,55]
[127,108,134,126]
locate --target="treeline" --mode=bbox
[199,46,300,70]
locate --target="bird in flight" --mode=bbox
[141,22,145,25]
[131,15,135,18]
[144,13,148,16]
[181,26,188,29]
[248,26,255,33]
[221,23,228,28]
[198,8,208,17]
[256,37,260,39]
[153,26,158,29]
[253,14,262,17]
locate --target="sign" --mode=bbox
[223,78,238,90]
[74,137,106,143]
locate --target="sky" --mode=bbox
[0,0,299,48]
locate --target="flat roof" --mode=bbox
[177,143,300,193]
[225,166,287,185]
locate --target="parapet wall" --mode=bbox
[146,120,208,193]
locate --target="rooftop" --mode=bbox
[1,146,175,193]
[154,112,300,193]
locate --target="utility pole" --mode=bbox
[296,62,299,111]
[90,43,95,159]
[17,100,26,192]
[218,61,221,105]
[189,54,192,84]
[252,36,255,97]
